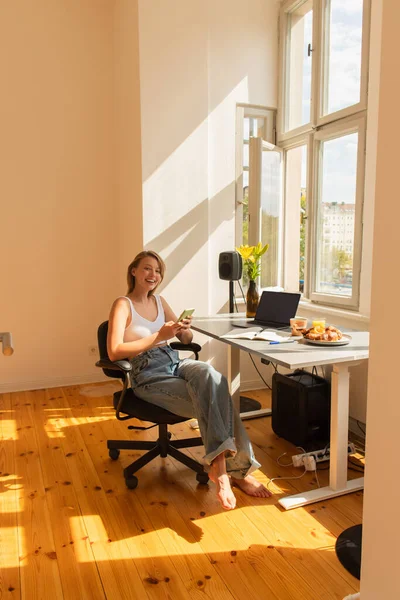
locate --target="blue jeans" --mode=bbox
[130,345,261,478]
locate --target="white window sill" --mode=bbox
[234,297,370,330]
[297,299,370,329]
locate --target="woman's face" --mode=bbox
[132,256,162,293]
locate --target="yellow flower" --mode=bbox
[236,245,255,260]
[236,242,269,280]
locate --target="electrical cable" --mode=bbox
[316,458,365,474]
[267,466,308,493]
[276,452,293,467]
[249,354,272,390]
[356,420,366,436]
[238,280,246,300]
[348,457,365,471]
[314,468,321,488]
[237,278,273,390]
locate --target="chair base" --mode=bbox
[107,423,209,488]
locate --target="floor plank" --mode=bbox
[0,383,362,600]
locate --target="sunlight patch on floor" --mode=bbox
[0,418,18,440]
[0,526,22,567]
[79,383,121,398]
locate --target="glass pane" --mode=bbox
[249,118,258,138]
[287,0,313,131]
[323,0,363,115]
[243,143,249,168]
[242,175,249,246]
[285,145,308,293]
[260,151,282,288]
[243,118,250,142]
[315,132,358,296]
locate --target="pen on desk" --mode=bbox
[269,340,296,345]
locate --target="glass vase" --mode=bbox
[246,279,259,318]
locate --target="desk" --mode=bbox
[192,315,369,510]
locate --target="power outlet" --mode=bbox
[292,443,355,467]
[88,345,97,356]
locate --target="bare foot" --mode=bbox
[231,474,272,498]
[209,472,237,510]
[209,454,237,510]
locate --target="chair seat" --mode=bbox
[113,389,189,425]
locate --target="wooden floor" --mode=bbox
[0,383,363,600]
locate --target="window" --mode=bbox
[235,105,278,288]
[285,0,314,131]
[278,0,370,310]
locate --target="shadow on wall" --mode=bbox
[139,1,277,183]
[146,181,235,291]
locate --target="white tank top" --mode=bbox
[121,295,166,344]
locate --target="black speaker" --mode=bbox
[218,251,242,281]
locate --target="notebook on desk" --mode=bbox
[233,290,301,329]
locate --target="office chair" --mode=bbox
[96,321,209,490]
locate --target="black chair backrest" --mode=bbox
[97,320,125,380]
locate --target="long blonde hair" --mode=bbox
[126,250,166,295]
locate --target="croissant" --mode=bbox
[303,325,343,341]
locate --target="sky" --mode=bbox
[298,0,363,204]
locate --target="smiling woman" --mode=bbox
[106,249,271,510]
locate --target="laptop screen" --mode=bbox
[255,291,301,325]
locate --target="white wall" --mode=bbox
[360,0,400,596]
[138,0,280,374]
[139,0,210,318]
[0,0,118,391]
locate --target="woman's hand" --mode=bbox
[178,315,192,330]
[158,321,182,341]
[175,315,193,344]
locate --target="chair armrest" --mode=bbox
[95,359,132,372]
[170,342,202,360]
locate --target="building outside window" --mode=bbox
[277,0,370,310]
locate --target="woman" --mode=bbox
[107,250,271,510]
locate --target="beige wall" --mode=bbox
[360,0,400,596]
[0,0,279,390]
[114,0,144,270]
[0,1,118,390]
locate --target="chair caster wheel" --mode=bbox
[196,473,209,485]
[109,448,120,460]
[167,432,172,439]
[125,476,138,490]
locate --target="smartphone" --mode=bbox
[176,308,195,322]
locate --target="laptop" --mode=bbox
[233,291,301,329]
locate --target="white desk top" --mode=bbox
[192,315,369,370]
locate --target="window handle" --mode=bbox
[307,43,313,57]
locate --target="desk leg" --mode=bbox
[279,361,364,510]
[227,344,272,420]
[330,363,351,490]
[227,344,241,413]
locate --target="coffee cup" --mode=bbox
[290,317,308,330]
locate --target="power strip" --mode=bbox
[292,443,355,468]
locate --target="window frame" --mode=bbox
[279,133,313,295]
[235,104,277,250]
[315,0,371,127]
[248,137,284,289]
[279,0,370,139]
[277,0,370,311]
[278,0,319,142]
[309,114,366,309]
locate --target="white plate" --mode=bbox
[303,334,352,347]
